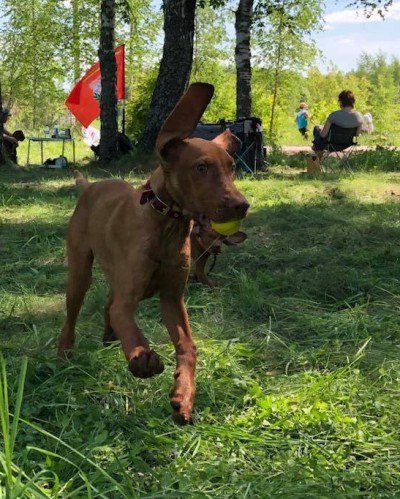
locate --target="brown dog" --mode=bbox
[191,221,247,288]
[57,83,249,424]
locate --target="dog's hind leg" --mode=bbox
[58,246,93,359]
[103,291,118,345]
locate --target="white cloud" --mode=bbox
[316,35,400,73]
[325,2,400,24]
[336,37,354,45]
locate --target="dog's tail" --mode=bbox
[74,170,90,191]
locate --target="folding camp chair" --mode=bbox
[191,117,267,173]
[225,118,267,173]
[319,124,358,172]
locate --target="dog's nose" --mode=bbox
[228,197,250,218]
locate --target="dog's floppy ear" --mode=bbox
[156,83,214,158]
[212,129,241,156]
[223,231,247,246]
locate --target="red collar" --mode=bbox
[140,181,186,220]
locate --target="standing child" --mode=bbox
[295,102,309,140]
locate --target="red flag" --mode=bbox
[65,45,125,128]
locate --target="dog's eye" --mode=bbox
[196,163,208,174]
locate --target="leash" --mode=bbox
[207,252,218,275]
[191,233,222,274]
[141,180,221,275]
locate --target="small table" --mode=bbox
[26,137,76,167]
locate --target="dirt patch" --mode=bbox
[265,145,373,156]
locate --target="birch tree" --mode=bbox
[235,0,253,119]
[253,0,323,139]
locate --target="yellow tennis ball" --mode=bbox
[210,219,242,236]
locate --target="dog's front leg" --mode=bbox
[160,297,197,425]
[109,295,165,378]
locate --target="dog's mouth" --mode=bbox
[214,198,249,223]
[192,192,249,225]
[195,213,214,227]
[198,210,246,225]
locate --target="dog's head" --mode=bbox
[156,83,249,223]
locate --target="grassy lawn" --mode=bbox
[16,136,93,168]
[1,160,400,497]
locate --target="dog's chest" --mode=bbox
[141,231,191,299]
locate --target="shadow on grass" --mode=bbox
[3,161,400,496]
[2,187,399,369]
[2,168,400,406]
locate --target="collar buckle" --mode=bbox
[150,195,171,216]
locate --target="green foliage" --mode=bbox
[118,0,163,141]
[1,0,69,128]
[0,0,161,135]
[191,4,236,121]
[347,147,400,171]
[0,355,29,497]
[1,0,399,148]
[348,0,394,17]
[252,0,323,138]
[276,53,400,145]
[354,52,400,132]
[125,69,158,142]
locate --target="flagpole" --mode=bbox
[122,100,126,135]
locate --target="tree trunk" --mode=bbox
[137,0,196,153]
[268,41,282,139]
[235,0,253,120]
[0,82,5,165]
[72,0,81,82]
[268,14,284,140]
[31,0,38,130]
[99,0,118,162]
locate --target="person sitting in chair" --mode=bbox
[2,107,25,164]
[312,90,363,155]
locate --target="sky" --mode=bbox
[315,1,400,72]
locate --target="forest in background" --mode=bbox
[1,0,399,147]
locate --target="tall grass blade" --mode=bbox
[23,424,135,497]
[0,353,12,491]
[0,355,29,496]
[10,357,27,458]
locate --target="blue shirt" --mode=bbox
[296,110,308,129]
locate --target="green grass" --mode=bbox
[1,160,400,497]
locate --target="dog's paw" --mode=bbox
[170,384,194,425]
[171,394,193,426]
[128,350,164,379]
[171,399,194,425]
[57,347,73,360]
[102,328,119,346]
